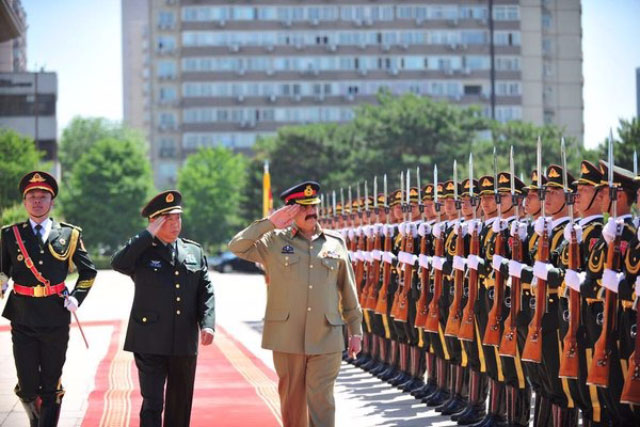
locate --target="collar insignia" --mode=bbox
[281,244,294,254]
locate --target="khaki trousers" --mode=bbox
[273,351,342,427]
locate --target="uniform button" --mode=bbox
[310,246,313,250]
[309,285,313,289]
[38,260,43,265]
[285,256,289,260]
[285,263,288,267]
[142,317,147,323]
[310,264,313,268]
[40,250,44,254]
[176,297,181,302]
[175,284,180,289]
[175,271,179,276]
[176,310,181,315]
[307,307,312,312]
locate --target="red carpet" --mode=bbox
[82,321,282,427]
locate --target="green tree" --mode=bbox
[595,117,640,172]
[60,138,153,254]
[178,147,247,249]
[0,129,44,212]
[59,117,147,179]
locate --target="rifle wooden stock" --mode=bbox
[374,229,393,315]
[424,233,445,333]
[390,230,407,318]
[483,230,506,347]
[499,232,523,358]
[355,231,366,298]
[587,235,621,388]
[415,234,432,328]
[444,230,465,336]
[364,231,383,310]
[395,233,415,322]
[558,230,580,378]
[359,233,375,307]
[459,228,480,341]
[522,228,550,363]
[620,301,640,404]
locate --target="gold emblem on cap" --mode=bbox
[437,184,444,192]
[395,191,402,200]
[166,193,174,203]
[304,185,314,197]
[410,188,418,196]
[581,163,589,174]
[532,172,538,181]
[446,182,454,190]
[426,185,433,192]
[548,168,560,178]
[499,174,509,184]
[481,178,491,187]
[464,180,471,188]
[17,254,24,262]
[30,173,45,183]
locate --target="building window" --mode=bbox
[542,38,552,55]
[159,86,177,101]
[542,12,552,30]
[158,11,175,29]
[464,85,482,95]
[157,35,176,53]
[157,61,177,78]
[159,138,176,158]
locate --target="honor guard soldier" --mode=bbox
[228,181,363,427]
[0,171,97,427]
[111,190,215,427]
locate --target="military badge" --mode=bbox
[281,245,294,254]
[321,250,340,259]
[185,253,196,264]
[17,254,24,262]
[149,260,162,268]
[59,238,66,245]
[589,238,598,251]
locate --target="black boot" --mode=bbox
[20,398,40,427]
[39,402,62,427]
[533,394,552,427]
[456,370,487,425]
[423,358,450,406]
[506,385,531,426]
[470,378,506,427]
[440,365,467,415]
[553,404,578,427]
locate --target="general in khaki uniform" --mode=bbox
[111,191,215,427]
[1,171,97,427]
[228,181,363,427]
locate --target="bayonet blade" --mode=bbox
[373,176,378,208]
[537,136,542,189]
[364,180,369,211]
[383,174,388,208]
[469,153,474,197]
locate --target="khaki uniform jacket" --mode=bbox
[228,219,363,354]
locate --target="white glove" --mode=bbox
[398,251,417,266]
[64,296,79,313]
[468,219,482,236]
[467,254,481,270]
[383,224,395,237]
[364,251,373,263]
[419,254,432,269]
[453,255,466,271]
[371,249,383,261]
[492,254,505,271]
[355,226,363,237]
[418,222,432,237]
[341,229,348,239]
[534,217,553,237]
[510,221,528,241]
[635,276,640,298]
[408,222,418,238]
[563,223,583,243]
[398,222,407,235]
[372,223,382,236]
[492,218,508,233]
[355,250,364,261]
[601,268,623,293]
[533,261,553,281]
[382,251,396,264]
[454,222,468,237]
[432,222,445,239]
[348,229,355,240]
[637,223,640,242]
[509,260,523,278]
[431,255,445,271]
[564,269,585,292]
[602,218,623,245]
[364,225,373,238]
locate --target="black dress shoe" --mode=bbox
[451,404,474,422]
[399,378,423,393]
[412,382,437,399]
[469,414,506,427]
[360,358,377,371]
[369,362,387,376]
[378,367,398,381]
[423,389,450,406]
[440,396,467,416]
[389,372,410,386]
[456,406,486,425]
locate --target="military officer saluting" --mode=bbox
[111,190,215,427]
[229,181,363,427]
[0,171,97,427]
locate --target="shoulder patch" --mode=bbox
[323,229,345,242]
[181,238,202,247]
[2,221,25,231]
[59,221,82,232]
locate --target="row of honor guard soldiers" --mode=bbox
[318,153,640,426]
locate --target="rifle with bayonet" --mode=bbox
[354,183,367,298]
[375,175,393,316]
[415,177,433,329]
[364,177,383,310]
[459,153,479,342]
[587,131,620,387]
[522,137,550,363]
[500,146,522,357]
[396,169,417,322]
[391,171,410,319]
[359,181,375,307]
[559,138,580,378]
[445,160,464,337]
[425,165,444,333]
[484,147,507,347]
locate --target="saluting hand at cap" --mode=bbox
[269,204,301,229]
[147,215,166,237]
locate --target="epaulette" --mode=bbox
[59,221,82,232]
[323,229,345,242]
[2,221,25,232]
[181,238,202,247]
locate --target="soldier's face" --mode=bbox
[392,204,402,221]
[524,191,541,217]
[411,204,420,220]
[154,213,181,242]
[461,196,475,218]
[575,185,597,215]
[499,193,514,215]
[376,207,387,223]
[480,194,497,217]
[423,200,436,220]
[444,198,456,218]
[23,190,53,219]
[294,204,318,231]
[544,187,566,215]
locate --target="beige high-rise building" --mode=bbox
[123,0,584,188]
[0,0,27,72]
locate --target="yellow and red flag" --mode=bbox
[262,160,273,217]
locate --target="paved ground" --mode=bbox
[0,269,456,426]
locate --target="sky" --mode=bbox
[21,0,640,149]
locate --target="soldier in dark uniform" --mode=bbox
[0,171,97,427]
[111,190,215,427]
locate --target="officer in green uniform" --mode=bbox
[228,180,363,427]
[0,171,97,427]
[111,190,215,427]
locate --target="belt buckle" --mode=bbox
[32,286,46,297]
